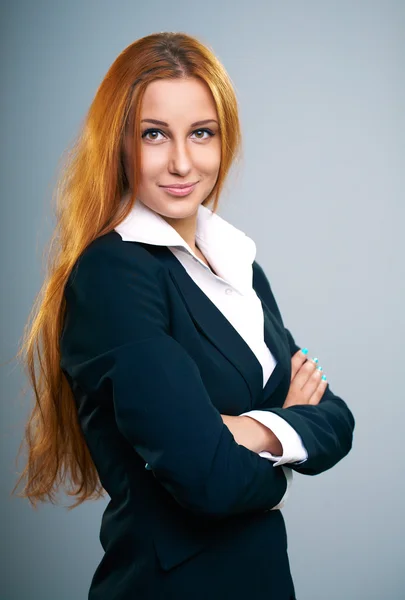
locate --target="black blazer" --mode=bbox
[60,230,355,600]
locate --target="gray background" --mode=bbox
[1,1,404,598]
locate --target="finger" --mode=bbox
[300,366,323,400]
[293,357,319,389]
[308,377,328,405]
[291,349,309,381]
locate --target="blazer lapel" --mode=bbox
[139,243,289,408]
[260,298,292,404]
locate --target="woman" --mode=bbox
[14,32,355,599]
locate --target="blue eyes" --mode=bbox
[141,128,215,142]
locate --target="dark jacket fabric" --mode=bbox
[60,230,355,600]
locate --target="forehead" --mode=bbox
[140,78,217,120]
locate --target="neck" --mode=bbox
[161,214,197,252]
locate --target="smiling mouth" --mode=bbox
[160,182,199,189]
[160,182,198,196]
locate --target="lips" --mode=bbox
[160,182,198,197]
[160,182,198,189]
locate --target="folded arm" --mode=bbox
[60,236,289,519]
[251,261,355,476]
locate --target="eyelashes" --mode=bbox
[141,127,216,142]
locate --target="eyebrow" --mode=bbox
[140,118,218,127]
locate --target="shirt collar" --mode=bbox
[114,191,257,293]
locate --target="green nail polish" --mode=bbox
[322,375,327,381]
[317,366,323,371]
[313,357,319,363]
[301,348,308,355]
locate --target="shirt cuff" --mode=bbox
[240,409,308,466]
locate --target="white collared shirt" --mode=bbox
[114,193,308,508]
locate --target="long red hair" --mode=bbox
[12,31,243,509]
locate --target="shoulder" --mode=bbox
[76,230,162,271]
[68,231,166,289]
[64,230,171,331]
[252,260,265,278]
[252,260,285,325]
[252,260,277,307]
[252,259,270,291]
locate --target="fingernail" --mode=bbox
[301,348,308,355]
[313,357,319,363]
[316,365,323,371]
[322,375,327,381]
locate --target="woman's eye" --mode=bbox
[192,128,214,140]
[141,128,215,141]
[141,129,164,141]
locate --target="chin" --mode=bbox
[153,197,202,219]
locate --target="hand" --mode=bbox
[282,349,328,408]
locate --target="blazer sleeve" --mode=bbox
[60,236,288,519]
[253,261,355,476]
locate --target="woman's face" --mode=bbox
[123,77,221,223]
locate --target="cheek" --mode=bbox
[140,147,167,175]
[203,154,221,175]
[195,145,221,172]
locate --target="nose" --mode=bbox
[168,139,193,175]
